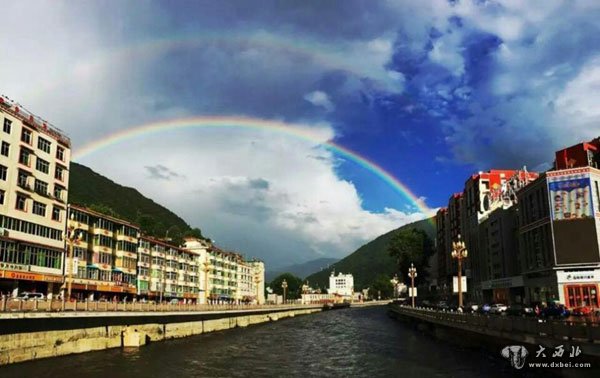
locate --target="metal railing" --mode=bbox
[392,305,600,343]
[0,298,319,314]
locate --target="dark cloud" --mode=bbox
[144,164,184,180]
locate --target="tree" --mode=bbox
[369,274,394,299]
[136,214,156,235]
[183,227,204,239]
[388,228,434,285]
[166,225,183,245]
[269,273,303,300]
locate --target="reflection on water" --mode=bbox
[0,307,540,377]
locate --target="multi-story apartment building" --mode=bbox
[138,236,201,302]
[183,238,265,304]
[66,205,139,300]
[0,95,71,297]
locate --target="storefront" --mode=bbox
[0,265,63,297]
[481,276,525,305]
[557,269,600,308]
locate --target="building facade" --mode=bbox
[138,236,202,303]
[328,271,354,298]
[66,205,139,300]
[0,96,71,297]
[518,166,600,308]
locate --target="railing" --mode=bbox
[391,305,600,343]
[0,298,316,314]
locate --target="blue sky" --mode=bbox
[1,1,599,268]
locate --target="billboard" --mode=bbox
[547,168,600,264]
[548,175,593,221]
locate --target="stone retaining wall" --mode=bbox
[0,308,322,365]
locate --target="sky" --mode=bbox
[1,1,599,268]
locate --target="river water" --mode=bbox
[1,307,535,377]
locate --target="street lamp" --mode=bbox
[65,212,83,300]
[408,263,417,308]
[451,234,468,309]
[281,279,288,304]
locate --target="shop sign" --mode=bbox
[557,270,600,283]
[0,262,29,272]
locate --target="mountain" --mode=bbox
[304,218,436,290]
[68,162,192,235]
[265,257,339,282]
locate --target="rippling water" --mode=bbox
[1,307,536,377]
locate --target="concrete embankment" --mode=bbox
[388,304,600,362]
[0,305,322,365]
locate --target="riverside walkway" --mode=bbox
[389,304,600,358]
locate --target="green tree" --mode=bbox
[269,273,303,300]
[369,274,394,299]
[136,214,156,235]
[388,228,434,285]
[183,227,204,239]
[166,225,183,245]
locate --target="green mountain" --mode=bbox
[304,218,435,290]
[68,162,194,238]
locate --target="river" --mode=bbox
[1,307,533,377]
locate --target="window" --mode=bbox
[0,214,63,240]
[37,137,51,153]
[0,141,9,157]
[15,195,26,211]
[32,201,46,216]
[56,146,65,161]
[595,181,600,211]
[21,128,32,144]
[54,185,64,201]
[0,165,6,181]
[36,158,49,174]
[17,170,29,188]
[55,165,64,181]
[0,190,4,205]
[3,118,11,134]
[34,179,48,196]
[99,253,112,265]
[51,206,61,221]
[18,147,31,166]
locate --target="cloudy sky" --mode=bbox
[1,1,599,268]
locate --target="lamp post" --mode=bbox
[408,263,417,308]
[451,234,468,309]
[281,279,288,304]
[65,212,82,300]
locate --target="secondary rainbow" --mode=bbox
[73,116,432,216]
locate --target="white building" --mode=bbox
[0,95,71,297]
[183,238,265,304]
[328,271,354,298]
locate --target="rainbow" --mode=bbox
[72,116,432,216]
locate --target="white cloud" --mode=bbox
[304,90,334,111]
[78,127,426,267]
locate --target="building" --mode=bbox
[66,205,139,300]
[183,238,265,304]
[518,165,600,308]
[435,208,450,295]
[328,271,354,298]
[138,236,202,303]
[0,95,71,297]
[437,169,538,303]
